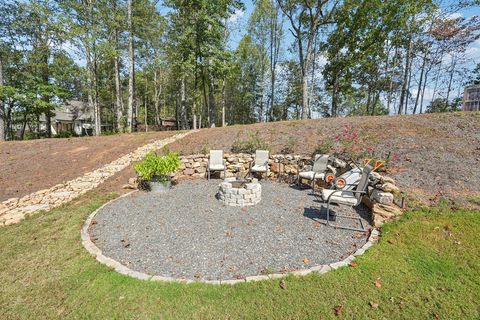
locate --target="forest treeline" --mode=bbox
[0,0,479,140]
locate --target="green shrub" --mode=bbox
[134,151,181,181]
[313,138,334,155]
[231,130,269,154]
[281,136,298,154]
[24,132,39,140]
[55,131,78,138]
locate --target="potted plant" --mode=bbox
[134,151,181,192]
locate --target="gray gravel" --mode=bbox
[90,180,372,280]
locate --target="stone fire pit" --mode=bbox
[217,177,261,206]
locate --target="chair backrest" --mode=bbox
[209,150,224,166]
[255,150,269,166]
[312,154,329,173]
[354,165,373,201]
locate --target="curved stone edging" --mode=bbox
[81,192,380,285]
[1,130,196,226]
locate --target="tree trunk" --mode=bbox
[413,49,428,114]
[180,77,188,130]
[398,38,413,115]
[301,72,309,119]
[0,52,5,141]
[192,100,197,130]
[93,45,101,136]
[127,0,135,133]
[153,69,161,125]
[20,113,27,140]
[331,72,339,117]
[386,47,398,114]
[419,68,430,114]
[445,54,456,109]
[145,76,148,132]
[114,30,124,132]
[201,66,210,127]
[221,79,226,127]
[208,74,216,127]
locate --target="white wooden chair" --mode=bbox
[249,150,269,180]
[297,154,329,193]
[207,150,226,180]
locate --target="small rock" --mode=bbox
[379,182,399,193]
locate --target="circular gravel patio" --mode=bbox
[89,180,372,281]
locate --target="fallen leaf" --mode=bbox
[369,301,379,310]
[240,207,248,212]
[194,272,201,279]
[225,229,233,237]
[303,257,310,264]
[228,266,237,272]
[374,279,382,288]
[349,261,359,267]
[91,219,98,225]
[279,280,287,290]
[333,305,343,316]
[121,239,130,248]
[233,274,244,280]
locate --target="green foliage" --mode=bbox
[467,196,480,206]
[426,98,461,113]
[231,130,270,154]
[1,193,480,319]
[280,135,298,154]
[313,138,334,155]
[55,131,78,138]
[134,151,181,181]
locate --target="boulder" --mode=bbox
[379,182,399,193]
[183,168,195,175]
[195,167,206,174]
[270,162,283,173]
[373,203,402,219]
[332,158,347,168]
[371,189,394,205]
[380,176,395,184]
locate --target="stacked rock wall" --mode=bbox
[175,153,404,227]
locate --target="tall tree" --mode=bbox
[277,0,338,119]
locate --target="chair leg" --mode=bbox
[325,202,366,232]
[208,169,210,180]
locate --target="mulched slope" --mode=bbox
[167,113,480,205]
[0,131,176,201]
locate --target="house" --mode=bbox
[40,101,101,136]
[463,85,480,111]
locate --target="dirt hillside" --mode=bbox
[0,131,176,201]
[168,112,480,206]
[1,113,479,207]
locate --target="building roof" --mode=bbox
[40,101,93,122]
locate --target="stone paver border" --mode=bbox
[81,191,380,285]
[0,131,196,226]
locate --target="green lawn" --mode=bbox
[1,193,479,319]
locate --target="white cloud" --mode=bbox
[446,12,463,20]
[227,9,244,24]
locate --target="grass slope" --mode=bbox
[0,192,479,319]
